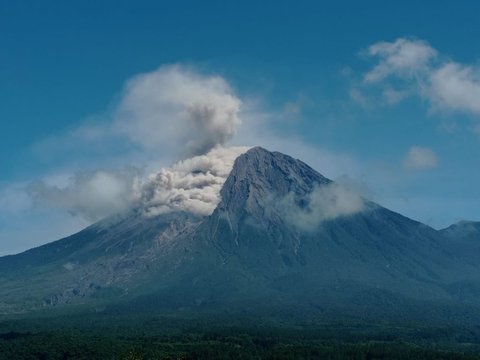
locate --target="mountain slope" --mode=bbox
[192,148,474,304]
[440,221,480,263]
[1,147,480,321]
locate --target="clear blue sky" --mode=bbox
[1,0,480,255]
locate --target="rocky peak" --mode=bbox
[217,146,330,217]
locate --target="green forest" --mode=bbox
[2,330,480,360]
[2,314,480,359]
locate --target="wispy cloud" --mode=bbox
[363,38,437,83]
[353,37,480,126]
[403,146,438,170]
[27,167,142,221]
[278,183,366,231]
[428,62,480,115]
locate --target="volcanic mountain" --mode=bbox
[1,147,480,322]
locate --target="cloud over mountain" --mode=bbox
[115,65,242,158]
[140,146,250,217]
[24,64,360,223]
[27,168,142,221]
[28,146,250,221]
[3,61,368,245]
[276,183,366,231]
[24,66,250,221]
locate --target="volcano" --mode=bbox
[1,147,480,323]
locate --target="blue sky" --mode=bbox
[1,1,480,255]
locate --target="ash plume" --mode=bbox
[140,146,250,217]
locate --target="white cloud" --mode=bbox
[364,38,437,83]
[30,65,243,169]
[428,62,480,115]
[27,168,142,221]
[279,183,366,231]
[382,85,410,104]
[359,37,480,124]
[115,65,242,157]
[403,146,438,169]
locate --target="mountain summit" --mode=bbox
[1,147,480,322]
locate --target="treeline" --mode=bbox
[1,330,479,360]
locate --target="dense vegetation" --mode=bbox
[2,330,480,360]
[2,314,480,359]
